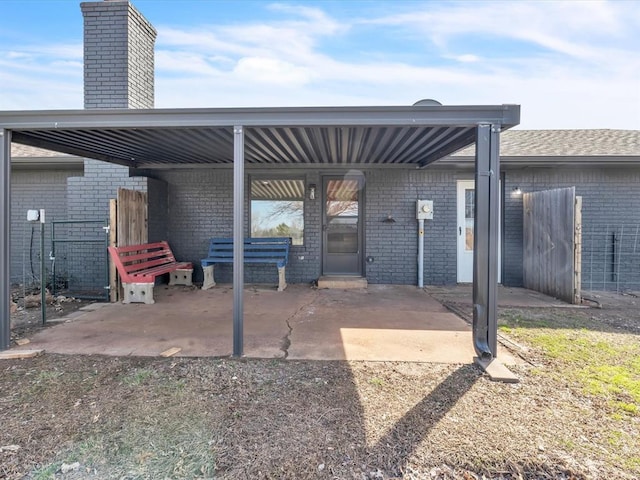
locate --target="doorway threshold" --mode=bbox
[317,276,368,289]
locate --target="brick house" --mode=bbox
[11,127,640,290]
[2,0,639,355]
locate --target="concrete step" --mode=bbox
[317,276,368,289]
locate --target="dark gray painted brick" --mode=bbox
[149,165,640,290]
[9,169,81,283]
[503,167,640,290]
[151,168,469,286]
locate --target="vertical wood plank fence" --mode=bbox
[523,187,582,304]
[116,188,148,247]
[108,188,148,301]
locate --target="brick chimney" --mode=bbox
[81,0,157,109]
[67,0,162,238]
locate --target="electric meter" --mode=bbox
[416,200,433,220]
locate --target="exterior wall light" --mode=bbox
[308,184,316,200]
[512,186,522,196]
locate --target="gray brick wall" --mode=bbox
[150,169,322,285]
[503,167,640,290]
[152,168,465,286]
[9,169,80,283]
[130,165,640,290]
[66,160,147,222]
[147,177,168,242]
[126,3,156,109]
[64,161,146,292]
[364,169,461,285]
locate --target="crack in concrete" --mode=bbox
[280,319,293,359]
[279,291,318,359]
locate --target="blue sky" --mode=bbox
[1,0,639,129]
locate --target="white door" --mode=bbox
[456,180,501,283]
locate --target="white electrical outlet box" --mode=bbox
[416,200,434,220]
[27,209,40,222]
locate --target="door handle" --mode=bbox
[459,226,462,235]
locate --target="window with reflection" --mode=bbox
[326,179,359,253]
[465,188,474,251]
[250,178,304,245]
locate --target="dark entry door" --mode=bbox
[322,176,363,276]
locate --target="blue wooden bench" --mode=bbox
[201,237,291,291]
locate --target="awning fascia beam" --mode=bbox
[0,105,521,130]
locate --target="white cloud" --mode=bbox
[452,54,480,63]
[0,41,83,109]
[156,50,223,75]
[7,51,31,60]
[232,57,311,86]
[364,1,631,54]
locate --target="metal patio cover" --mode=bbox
[2,105,519,169]
[0,103,520,360]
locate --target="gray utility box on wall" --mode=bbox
[416,200,434,220]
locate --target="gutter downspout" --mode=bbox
[418,219,424,288]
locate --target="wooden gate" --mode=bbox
[108,188,148,301]
[523,187,582,304]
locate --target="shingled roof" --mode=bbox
[10,129,640,162]
[453,129,640,157]
[10,143,83,170]
[11,143,73,158]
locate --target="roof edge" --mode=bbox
[0,104,521,129]
[10,157,85,171]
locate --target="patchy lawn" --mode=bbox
[1,299,639,479]
[501,311,640,417]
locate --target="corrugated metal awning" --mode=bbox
[250,179,304,200]
[1,105,520,169]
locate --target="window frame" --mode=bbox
[249,175,306,246]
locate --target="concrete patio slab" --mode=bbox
[287,285,476,363]
[424,284,580,308]
[14,284,519,364]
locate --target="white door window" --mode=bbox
[456,180,501,283]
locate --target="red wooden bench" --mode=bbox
[108,241,193,304]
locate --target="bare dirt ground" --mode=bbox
[1,290,638,480]
[9,286,90,347]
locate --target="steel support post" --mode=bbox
[0,129,11,351]
[232,126,245,357]
[472,124,500,359]
[40,219,46,325]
